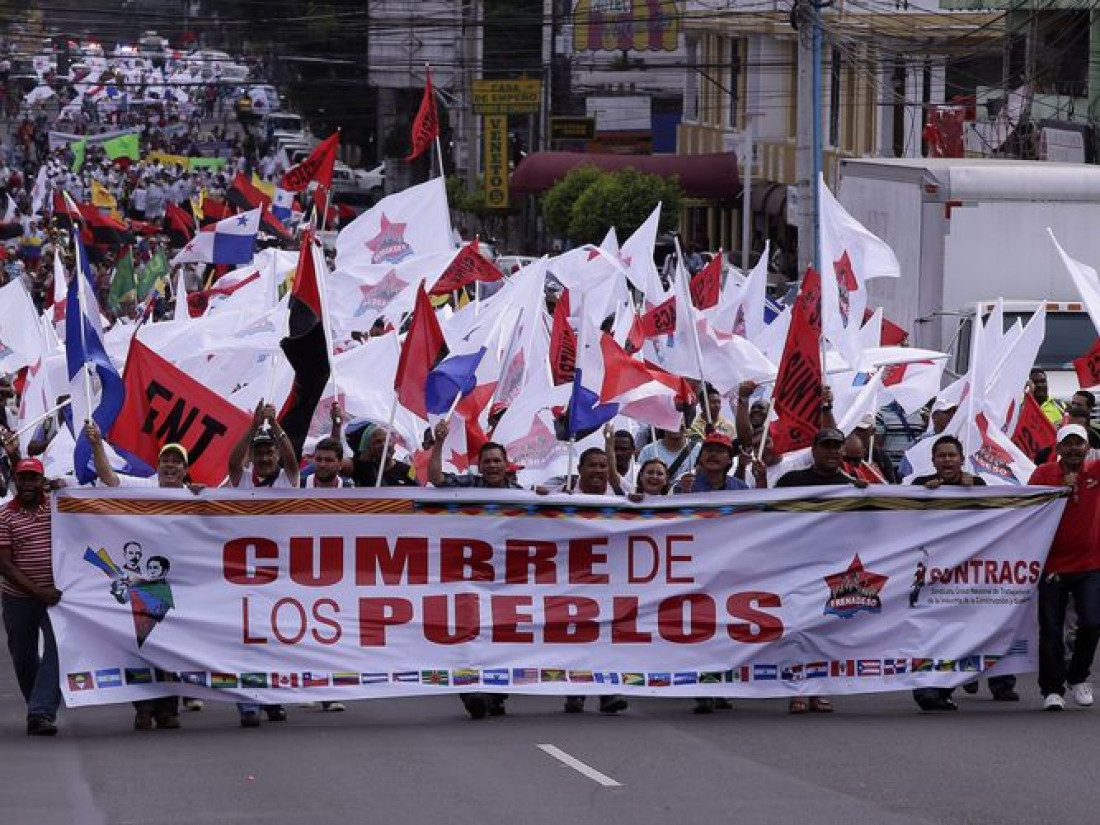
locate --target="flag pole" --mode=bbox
[673,236,712,427]
[755,397,773,462]
[375,395,399,488]
[63,192,95,423]
[7,399,72,442]
[565,437,576,492]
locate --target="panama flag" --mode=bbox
[171,207,261,266]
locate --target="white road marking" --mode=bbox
[537,743,623,787]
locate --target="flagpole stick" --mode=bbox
[319,186,332,233]
[266,348,282,407]
[434,135,445,182]
[566,437,576,492]
[673,235,712,427]
[7,399,72,442]
[375,396,399,488]
[64,193,95,423]
[755,398,773,462]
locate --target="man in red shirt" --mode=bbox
[0,458,63,735]
[1029,424,1100,711]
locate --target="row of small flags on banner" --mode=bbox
[66,648,1028,692]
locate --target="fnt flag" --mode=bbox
[395,283,447,419]
[690,255,722,310]
[549,289,577,385]
[405,66,439,162]
[279,233,332,459]
[769,268,823,454]
[111,339,253,486]
[1011,392,1058,461]
[428,238,504,296]
[1074,338,1100,389]
[280,132,339,193]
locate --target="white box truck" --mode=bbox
[837,158,1100,399]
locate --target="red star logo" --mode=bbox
[364,214,413,265]
[824,555,888,618]
[355,269,408,316]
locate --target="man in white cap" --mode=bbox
[1029,424,1100,711]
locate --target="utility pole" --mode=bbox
[793,0,826,276]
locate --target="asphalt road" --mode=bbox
[2,660,1098,825]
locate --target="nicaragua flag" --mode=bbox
[171,207,261,266]
[66,238,127,484]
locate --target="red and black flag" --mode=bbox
[690,254,722,310]
[164,201,195,247]
[405,66,440,162]
[77,202,133,247]
[549,288,577,385]
[278,231,331,458]
[226,173,291,240]
[428,238,504,296]
[768,267,824,454]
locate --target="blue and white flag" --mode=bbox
[271,187,294,223]
[171,207,261,266]
[66,238,126,484]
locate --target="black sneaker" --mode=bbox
[239,712,261,728]
[462,694,488,720]
[714,698,733,710]
[992,688,1020,702]
[599,696,628,714]
[487,696,507,717]
[962,681,979,695]
[27,715,58,736]
[693,698,716,714]
[264,705,288,722]
[563,696,585,713]
[916,696,958,712]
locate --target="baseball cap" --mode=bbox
[701,432,734,452]
[159,443,189,463]
[931,396,958,413]
[14,458,44,476]
[856,413,875,430]
[251,431,276,447]
[813,427,846,445]
[1057,424,1089,444]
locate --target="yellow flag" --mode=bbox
[190,190,205,221]
[91,180,119,218]
[252,173,275,199]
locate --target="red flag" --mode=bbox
[599,333,658,401]
[1074,337,1100,389]
[862,307,908,345]
[1011,392,1059,460]
[768,268,823,454]
[281,132,340,193]
[406,67,440,162]
[111,339,252,486]
[395,283,447,418]
[690,255,722,310]
[428,239,504,296]
[549,289,576,385]
[200,197,232,224]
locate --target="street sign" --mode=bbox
[472,79,542,115]
[483,115,509,209]
[550,117,596,141]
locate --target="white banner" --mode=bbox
[50,486,1065,707]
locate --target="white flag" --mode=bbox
[335,178,453,272]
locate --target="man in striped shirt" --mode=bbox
[0,458,63,736]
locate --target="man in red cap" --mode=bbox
[676,433,764,493]
[0,457,63,736]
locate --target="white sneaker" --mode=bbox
[322,702,346,712]
[1044,693,1066,711]
[182,698,204,711]
[1068,682,1094,707]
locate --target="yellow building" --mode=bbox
[676,2,1002,271]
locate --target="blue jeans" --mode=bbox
[2,594,61,719]
[1038,570,1100,696]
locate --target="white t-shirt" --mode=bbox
[232,469,296,489]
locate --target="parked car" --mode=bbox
[495,255,537,275]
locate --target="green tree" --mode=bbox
[559,167,681,245]
[541,166,603,238]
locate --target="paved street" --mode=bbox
[2,654,1099,825]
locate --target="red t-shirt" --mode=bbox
[1029,459,1100,574]
[0,497,53,597]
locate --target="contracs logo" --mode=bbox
[365,215,413,265]
[355,269,408,317]
[84,542,174,647]
[824,555,888,619]
[906,545,1041,608]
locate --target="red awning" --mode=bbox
[511,152,740,201]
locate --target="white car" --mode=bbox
[246,84,281,113]
[495,255,537,275]
[353,163,385,193]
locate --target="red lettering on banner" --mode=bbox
[726,591,784,643]
[543,596,601,643]
[289,536,344,587]
[627,536,660,583]
[423,594,481,644]
[271,597,308,645]
[358,597,414,646]
[665,535,695,584]
[504,540,558,584]
[491,595,535,643]
[224,537,278,585]
[355,537,429,585]
[610,596,651,643]
[657,594,716,643]
[311,599,342,644]
[439,538,495,582]
[242,597,266,644]
[568,537,609,584]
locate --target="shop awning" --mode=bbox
[511,151,740,200]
